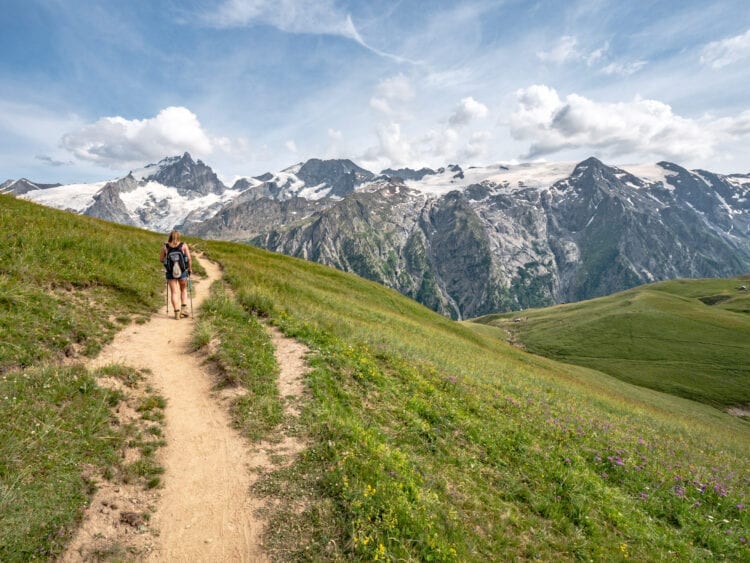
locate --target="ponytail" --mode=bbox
[167,230,181,247]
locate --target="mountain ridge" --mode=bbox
[10,153,750,318]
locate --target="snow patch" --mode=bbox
[119,181,243,232]
[20,181,108,212]
[620,163,677,191]
[404,161,576,197]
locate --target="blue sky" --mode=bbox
[1,0,749,183]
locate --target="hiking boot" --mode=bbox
[174,310,180,320]
[181,306,189,318]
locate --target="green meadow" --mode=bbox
[473,278,750,410]
[0,195,168,560]
[1,194,748,560]
[201,240,750,561]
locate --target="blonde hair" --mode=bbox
[167,230,181,247]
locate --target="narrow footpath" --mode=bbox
[64,257,266,562]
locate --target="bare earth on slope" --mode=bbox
[63,257,265,561]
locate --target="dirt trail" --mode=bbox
[64,257,266,561]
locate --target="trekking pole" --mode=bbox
[188,274,194,318]
[166,280,169,316]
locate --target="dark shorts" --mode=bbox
[166,270,189,281]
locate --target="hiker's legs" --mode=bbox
[179,279,188,307]
[168,279,181,312]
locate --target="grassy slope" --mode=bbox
[203,240,750,561]
[2,196,748,560]
[0,195,169,560]
[473,278,750,409]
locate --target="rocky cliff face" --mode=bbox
[253,158,750,318]
[84,175,138,225]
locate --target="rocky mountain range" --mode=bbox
[5,152,749,319]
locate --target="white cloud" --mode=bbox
[369,74,414,117]
[536,36,645,76]
[448,96,488,127]
[60,106,235,169]
[600,60,647,76]
[362,106,493,170]
[324,128,344,158]
[206,0,413,63]
[367,123,413,166]
[586,41,609,66]
[509,85,750,162]
[700,28,750,69]
[285,139,298,153]
[537,35,579,64]
[463,131,492,160]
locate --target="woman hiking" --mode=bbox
[160,230,193,319]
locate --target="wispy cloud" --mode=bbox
[35,155,73,167]
[600,60,647,76]
[205,0,414,63]
[700,28,750,69]
[537,35,580,64]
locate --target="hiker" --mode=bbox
[160,230,192,319]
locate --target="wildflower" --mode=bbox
[640,492,649,499]
[738,503,745,510]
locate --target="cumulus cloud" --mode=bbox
[700,28,750,69]
[369,74,414,117]
[448,96,488,127]
[363,123,414,166]
[463,131,492,160]
[509,85,750,161]
[285,139,298,153]
[61,106,234,169]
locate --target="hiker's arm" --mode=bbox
[159,245,166,261]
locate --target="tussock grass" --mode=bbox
[475,277,750,409]
[195,282,282,441]
[204,240,749,561]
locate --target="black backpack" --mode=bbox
[164,243,188,277]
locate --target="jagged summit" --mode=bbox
[295,158,375,197]
[1,178,62,195]
[131,152,226,196]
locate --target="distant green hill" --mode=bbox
[473,277,750,410]
[1,195,749,561]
